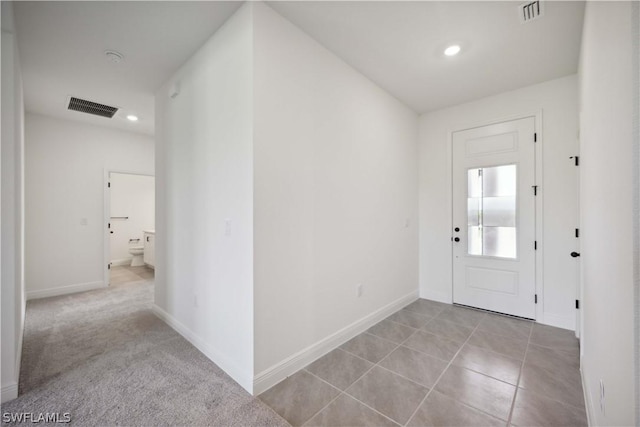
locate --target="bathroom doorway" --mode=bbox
[105,172,155,286]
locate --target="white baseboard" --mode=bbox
[15,294,25,395]
[581,358,594,426]
[151,304,253,394]
[1,382,18,403]
[419,287,452,304]
[26,281,106,300]
[253,290,419,395]
[539,312,575,331]
[110,258,133,267]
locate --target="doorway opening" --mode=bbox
[105,172,155,286]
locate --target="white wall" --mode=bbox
[1,2,26,403]
[418,75,579,330]
[25,113,154,299]
[154,3,254,392]
[579,2,636,425]
[109,173,155,265]
[253,2,419,389]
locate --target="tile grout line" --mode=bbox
[350,317,443,424]
[279,303,545,427]
[305,310,444,426]
[298,371,353,427]
[402,312,488,427]
[302,351,402,425]
[506,322,534,426]
[300,325,414,427]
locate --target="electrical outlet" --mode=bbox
[356,284,363,298]
[599,379,605,415]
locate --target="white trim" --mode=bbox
[253,290,419,395]
[581,358,594,426]
[151,304,253,394]
[534,111,545,325]
[104,169,155,289]
[538,312,574,331]
[26,280,105,300]
[1,382,18,403]
[104,169,110,287]
[110,258,133,267]
[15,290,26,395]
[420,287,451,304]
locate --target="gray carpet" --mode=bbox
[1,276,289,426]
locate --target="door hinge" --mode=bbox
[108,222,111,229]
[535,294,538,304]
[108,264,111,270]
[575,228,580,238]
[534,241,538,250]
[570,156,579,166]
[576,299,580,309]
[108,182,111,188]
[532,185,538,196]
[534,133,537,143]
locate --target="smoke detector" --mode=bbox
[519,1,544,23]
[104,50,124,63]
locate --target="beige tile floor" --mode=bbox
[110,264,154,285]
[259,299,587,427]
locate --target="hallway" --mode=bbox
[0,274,286,426]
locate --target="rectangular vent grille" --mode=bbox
[519,1,544,23]
[67,97,118,118]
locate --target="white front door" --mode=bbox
[452,117,537,319]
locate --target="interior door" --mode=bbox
[452,117,536,319]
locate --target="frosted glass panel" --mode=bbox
[466,164,517,258]
[483,196,516,227]
[483,165,516,197]
[468,226,482,255]
[467,198,480,226]
[483,227,517,258]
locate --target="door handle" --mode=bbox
[570,251,580,258]
[454,237,460,242]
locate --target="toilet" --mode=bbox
[129,245,145,267]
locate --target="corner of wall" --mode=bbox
[1,383,18,404]
[631,2,640,424]
[153,1,255,395]
[152,304,254,393]
[1,3,25,403]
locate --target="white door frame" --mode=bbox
[103,169,155,287]
[448,111,543,321]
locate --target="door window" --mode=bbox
[467,164,517,258]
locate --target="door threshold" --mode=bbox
[453,303,535,322]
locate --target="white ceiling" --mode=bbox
[13,1,584,135]
[269,1,585,113]
[13,1,242,135]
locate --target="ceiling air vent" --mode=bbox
[67,97,118,118]
[519,1,544,23]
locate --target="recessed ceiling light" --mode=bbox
[126,115,138,122]
[444,45,461,57]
